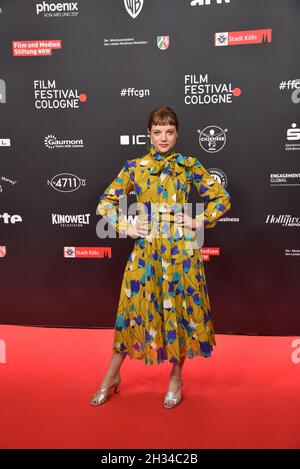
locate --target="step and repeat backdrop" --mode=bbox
[0,0,299,333]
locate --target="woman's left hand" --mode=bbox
[175,212,198,230]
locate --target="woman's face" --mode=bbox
[148,124,178,154]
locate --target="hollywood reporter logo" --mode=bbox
[47,173,86,192]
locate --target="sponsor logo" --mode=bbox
[63,246,112,258]
[185,73,241,104]
[124,0,144,19]
[104,37,148,47]
[12,40,62,57]
[36,1,79,16]
[0,78,6,103]
[215,28,272,47]
[286,123,300,151]
[197,125,228,152]
[266,214,300,227]
[0,176,17,193]
[120,134,149,145]
[52,213,90,227]
[191,0,230,5]
[33,80,87,110]
[44,134,84,149]
[47,173,86,192]
[0,212,22,224]
[270,172,300,186]
[0,246,7,257]
[201,247,220,262]
[207,168,228,188]
[285,249,300,257]
[157,36,169,50]
[0,139,11,146]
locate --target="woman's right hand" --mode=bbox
[126,220,149,239]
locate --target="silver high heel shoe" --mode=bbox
[90,375,121,406]
[163,379,183,409]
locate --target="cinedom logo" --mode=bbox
[124,0,144,19]
[0,212,22,224]
[33,80,87,109]
[36,1,79,17]
[197,125,228,153]
[0,78,6,103]
[47,173,86,192]
[191,0,230,5]
[44,134,84,149]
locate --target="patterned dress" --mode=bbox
[97,144,231,365]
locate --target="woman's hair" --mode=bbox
[148,106,179,131]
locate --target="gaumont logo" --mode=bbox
[201,247,220,262]
[191,0,230,5]
[44,134,84,149]
[207,168,228,188]
[12,40,62,57]
[47,173,86,192]
[120,134,149,145]
[36,1,79,16]
[124,0,144,19]
[0,246,7,257]
[215,29,272,47]
[63,246,112,258]
[197,125,228,152]
[157,36,169,50]
[0,78,6,103]
[0,212,22,224]
[266,214,300,227]
[33,80,87,110]
[52,213,90,227]
[184,74,241,105]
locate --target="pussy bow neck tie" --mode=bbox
[148,145,195,176]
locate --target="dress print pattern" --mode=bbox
[97,144,231,365]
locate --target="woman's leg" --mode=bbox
[98,351,126,387]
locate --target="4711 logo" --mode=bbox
[47,173,86,192]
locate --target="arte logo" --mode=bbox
[207,168,228,188]
[191,0,230,5]
[33,80,87,110]
[36,1,79,16]
[215,29,272,47]
[44,134,84,149]
[0,246,6,257]
[12,40,62,57]
[197,125,228,152]
[124,0,144,19]
[157,36,169,50]
[63,246,112,258]
[120,134,149,145]
[47,173,86,192]
[0,78,6,103]
[0,212,22,224]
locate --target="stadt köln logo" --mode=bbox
[157,36,169,50]
[124,0,144,19]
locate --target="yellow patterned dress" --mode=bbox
[97,144,231,365]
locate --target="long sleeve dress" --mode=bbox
[97,144,231,365]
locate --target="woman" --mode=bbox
[91,106,231,408]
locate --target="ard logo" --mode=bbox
[124,0,144,19]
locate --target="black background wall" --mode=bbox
[0,0,299,334]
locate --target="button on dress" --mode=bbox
[97,144,231,365]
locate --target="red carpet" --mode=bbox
[0,325,299,449]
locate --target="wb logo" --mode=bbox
[124,0,144,19]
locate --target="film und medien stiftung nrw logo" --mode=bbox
[197,125,228,153]
[44,134,84,149]
[124,0,144,19]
